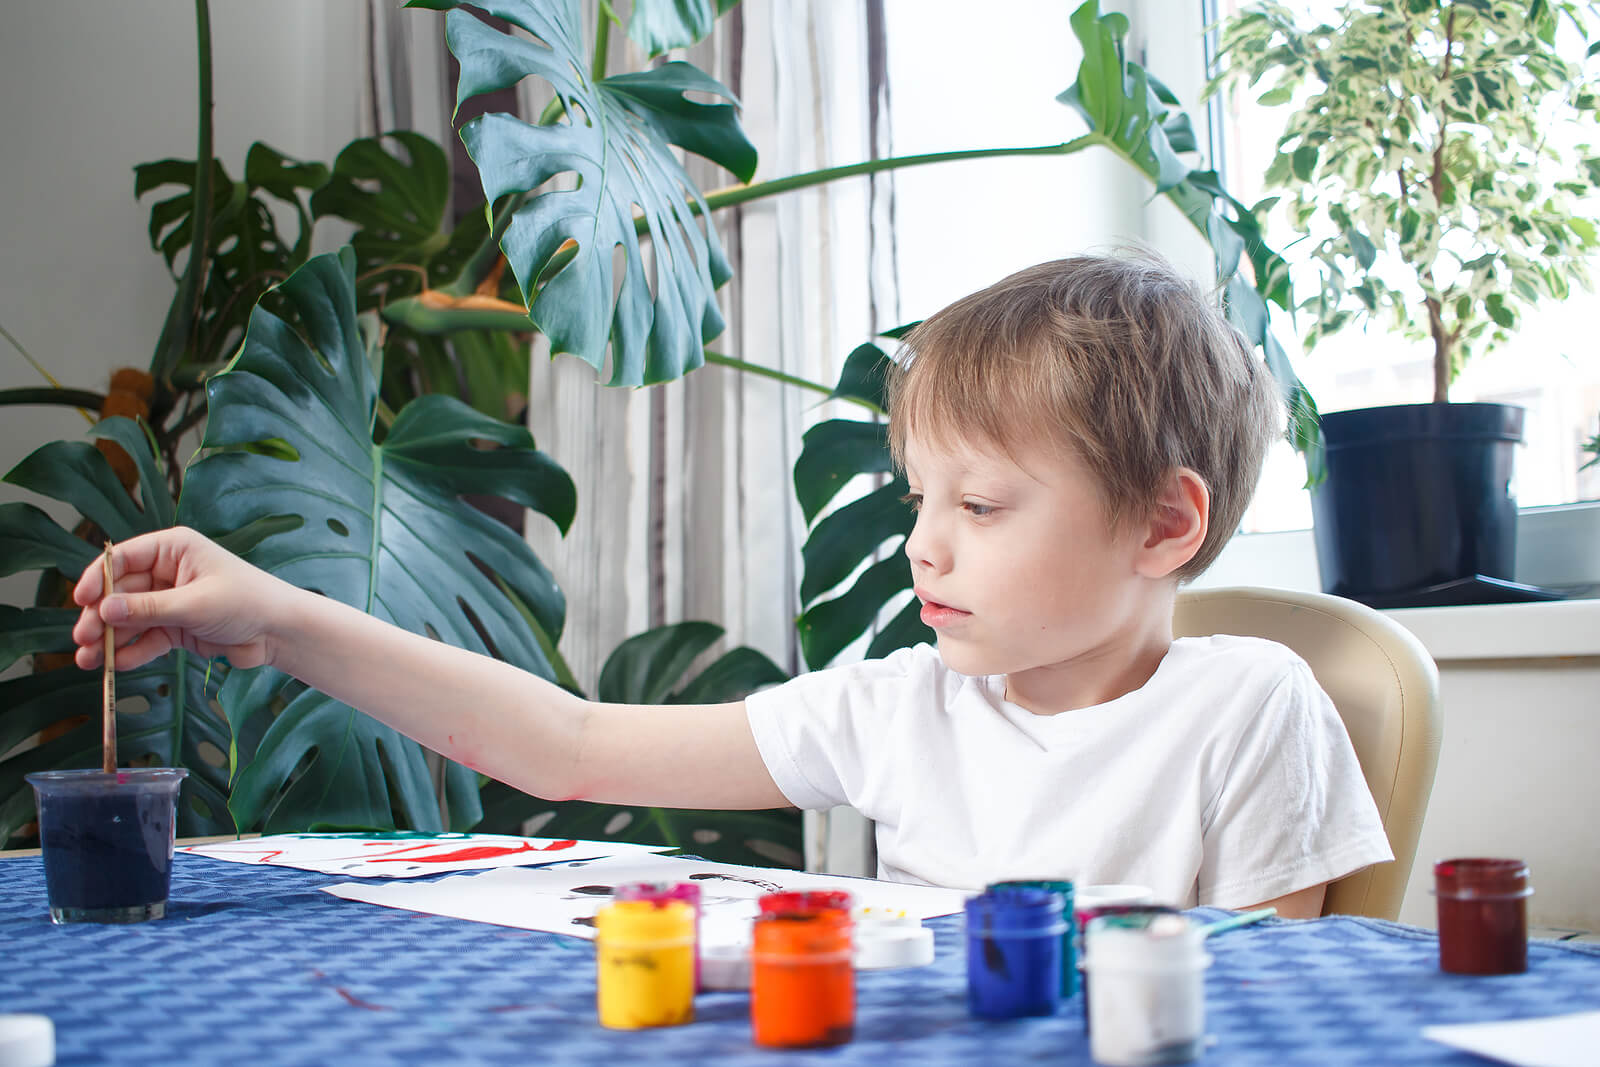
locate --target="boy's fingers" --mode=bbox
[73,529,179,605]
[113,630,178,671]
[104,589,180,628]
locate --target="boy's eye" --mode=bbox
[900,492,923,512]
[962,501,996,517]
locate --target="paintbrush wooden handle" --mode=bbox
[102,541,117,774]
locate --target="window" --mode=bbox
[1210,0,1600,534]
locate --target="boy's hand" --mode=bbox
[72,527,288,672]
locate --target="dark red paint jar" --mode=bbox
[1434,858,1532,975]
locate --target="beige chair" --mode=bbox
[1173,586,1442,920]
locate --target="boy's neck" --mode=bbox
[1001,617,1176,715]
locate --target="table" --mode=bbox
[4,851,1598,1065]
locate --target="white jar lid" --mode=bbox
[1084,914,1212,973]
[855,923,936,969]
[0,1014,55,1067]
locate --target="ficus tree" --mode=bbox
[1210,0,1600,403]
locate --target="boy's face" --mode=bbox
[902,431,1165,704]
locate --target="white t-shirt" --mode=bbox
[745,636,1392,907]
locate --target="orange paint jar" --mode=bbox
[750,909,855,1048]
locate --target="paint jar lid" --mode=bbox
[759,890,853,915]
[965,887,1067,936]
[594,899,695,945]
[854,921,935,969]
[0,1014,54,1067]
[615,881,702,908]
[700,941,752,990]
[988,879,1074,911]
[1073,883,1154,913]
[752,911,853,960]
[1083,913,1210,974]
[1434,858,1533,899]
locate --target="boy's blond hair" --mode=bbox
[886,251,1282,580]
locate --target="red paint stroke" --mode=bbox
[178,845,285,864]
[335,987,391,1011]
[364,840,579,865]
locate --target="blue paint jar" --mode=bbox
[964,887,1066,1018]
[987,879,1077,998]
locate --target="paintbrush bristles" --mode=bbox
[102,541,117,775]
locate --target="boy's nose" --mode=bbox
[904,513,950,575]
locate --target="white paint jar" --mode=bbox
[1083,914,1211,1066]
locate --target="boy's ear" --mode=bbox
[1135,467,1210,579]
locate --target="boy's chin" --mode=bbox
[932,637,999,679]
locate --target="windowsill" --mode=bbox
[1196,500,1600,661]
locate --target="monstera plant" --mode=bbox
[2,0,1300,858]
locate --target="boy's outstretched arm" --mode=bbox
[71,527,790,811]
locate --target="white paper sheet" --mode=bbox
[1422,1011,1600,1067]
[321,852,970,938]
[178,833,668,878]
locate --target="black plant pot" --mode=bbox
[1309,402,1526,607]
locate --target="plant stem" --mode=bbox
[592,0,613,81]
[701,351,878,412]
[0,387,106,413]
[150,0,215,390]
[698,138,1098,215]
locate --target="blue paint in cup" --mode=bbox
[965,887,1065,1018]
[26,768,188,924]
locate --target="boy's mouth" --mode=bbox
[915,590,971,627]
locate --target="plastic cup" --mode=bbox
[25,768,188,924]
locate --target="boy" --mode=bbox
[70,251,1390,918]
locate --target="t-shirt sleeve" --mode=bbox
[1197,657,1395,908]
[743,648,917,814]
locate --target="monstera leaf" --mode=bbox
[410,0,758,385]
[1059,0,1319,462]
[0,418,244,842]
[627,0,741,57]
[136,143,329,371]
[178,248,577,833]
[477,621,800,868]
[790,343,932,670]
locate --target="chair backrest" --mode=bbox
[1172,586,1442,920]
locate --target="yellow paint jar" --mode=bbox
[594,899,696,1029]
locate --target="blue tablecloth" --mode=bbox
[3,851,1597,1065]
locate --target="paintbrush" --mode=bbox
[1198,906,1276,937]
[102,541,117,774]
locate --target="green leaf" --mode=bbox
[0,607,76,674]
[177,249,577,833]
[1345,228,1377,269]
[863,596,935,661]
[627,0,741,57]
[136,144,328,369]
[1259,86,1294,106]
[1485,293,1516,328]
[797,554,918,669]
[310,132,457,303]
[793,420,892,524]
[0,503,100,580]
[476,615,795,870]
[436,0,757,385]
[0,429,238,843]
[4,440,147,544]
[828,342,895,412]
[478,779,803,869]
[798,478,915,607]
[1292,144,1318,181]
[598,621,724,704]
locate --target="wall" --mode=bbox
[0,2,382,612]
[1200,524,1600,931]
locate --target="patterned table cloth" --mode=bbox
[2,852,1597,1065]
